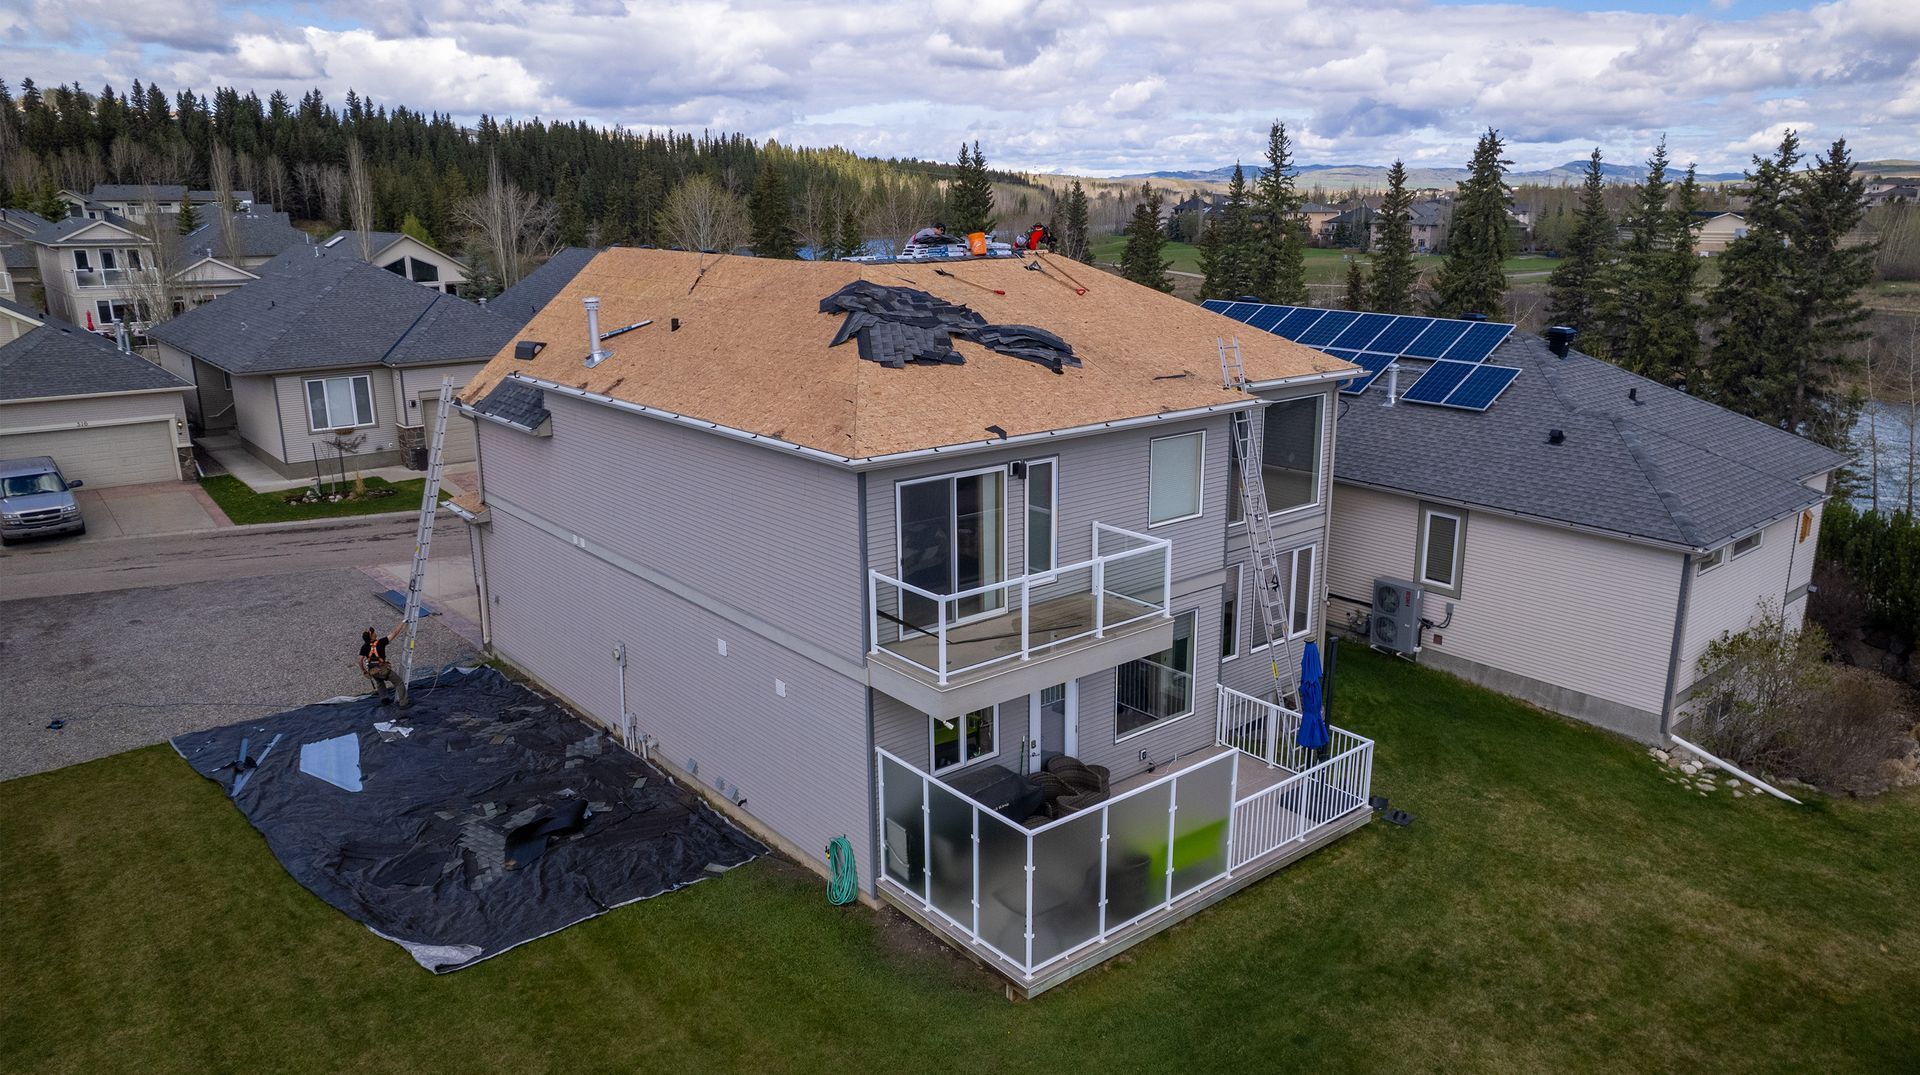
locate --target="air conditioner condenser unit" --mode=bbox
[1371,577,1423,655]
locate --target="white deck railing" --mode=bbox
[867,522,1172,685]
[1216,684,1374,869]
[876,744,1238,981]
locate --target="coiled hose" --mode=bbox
[825,836,859,906]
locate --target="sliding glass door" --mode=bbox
[897,467,1007,635]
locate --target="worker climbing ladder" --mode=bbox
[396,377,454,706]
[1218,338,1303,709]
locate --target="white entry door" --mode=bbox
[1027,682,1078,771]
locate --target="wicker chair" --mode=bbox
[1044,755,1111,795]
[1049,786,1111,818]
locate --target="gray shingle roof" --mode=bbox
[146,251,516,375]
[87,184,255,203]
[470,378,549,431]
[487,247,595,328]
[2,242,33,269]
[0,318,190,402]
[174,211,309,261]
[1333,333,1850,551]
[32,212,143,245]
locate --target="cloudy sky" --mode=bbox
[2,0,1916,174]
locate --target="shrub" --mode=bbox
[1794,668,1911,791]
[1817,502,1920,647]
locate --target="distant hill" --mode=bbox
[1113,160,1747,190]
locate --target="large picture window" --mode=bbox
[1117,611,1196,738]
[1263,396,1323,514]
[931,705,997,772]
[305,374,376,432]
[1025,459,1056,574]
[1148,431,1204,526]
[896,467,1007,633]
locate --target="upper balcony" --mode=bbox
[866,523,1174,718]
[71,267,132,289]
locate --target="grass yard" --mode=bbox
[1089,235,1560,288]
[199,475,445,525]
[4,647,1917,1072]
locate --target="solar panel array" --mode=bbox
[1204,299,1523,412]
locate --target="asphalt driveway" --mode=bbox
[0,568,480,780]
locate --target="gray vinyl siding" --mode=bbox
[0,390,186,431]
[1676,508,1812,694]
[274,368,402,466]
[231,374,281,459]
[483,505,873,890]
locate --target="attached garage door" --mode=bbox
[418,390,477,464]
[0,421,180,487]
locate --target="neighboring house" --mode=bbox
[1371,201,1450,253]
[0,310,194,486]
[1866,180,1920,206]
[447,249,1372,994]
[482,247,596,326]
[317,231,470,295]
[0,295,39,346]
[1324,205,1375,246]
[147,251,529,475]
[58,185,256,222]
[1205,300,1848,744]
[1690,211,1748,254]
[1300,201,1340,243]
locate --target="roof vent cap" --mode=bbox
[515,340,546,361]
[1547,428,1565,445]
[1546,325,1577,357]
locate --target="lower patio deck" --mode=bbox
[874,687,1375,996]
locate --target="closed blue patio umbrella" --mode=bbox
[1295,641,1330,753]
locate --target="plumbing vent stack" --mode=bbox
[1384,363,1400,406]
[583,296,610,368]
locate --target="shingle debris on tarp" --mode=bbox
[170,667,764,972]
[819,280,1081,373]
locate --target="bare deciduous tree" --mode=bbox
[346,139,375,262]
[655,174,746,255]
[124,194,184,331]
[209,142,238,261]
[867,174,941,251]
[456,156,557,290]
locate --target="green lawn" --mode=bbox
[1090,236,1560,286]
[200,475,444,525]
[4,647,1917,1072]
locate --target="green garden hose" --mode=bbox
[826,836,859,906]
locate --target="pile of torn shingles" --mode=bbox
[171,667,763,972]
[820,280,1080,373]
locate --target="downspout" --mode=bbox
[857,471,880,896]
[1317,386,1340,642]
[470,416,493,648]
[1658,553,1695,738]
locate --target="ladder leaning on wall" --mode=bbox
[1219,337,1303,708]
[396,377,454,705]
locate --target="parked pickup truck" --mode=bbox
[0,456,85,545]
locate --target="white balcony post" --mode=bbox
[867,571,880,653]
[1023,839,1036,972]
[1092,559,1106,638]
[1224,753,1239,875]
[1161,541,1172,612]
[920,779,933,909]
[1265,706,1279,767]
[970,806,981,938]
[1019,577,1031,660]
[1096,811,1110,940]
[936,596,950,686]
[1164,774,1179,906]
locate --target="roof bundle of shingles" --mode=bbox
[819,280,1080,374]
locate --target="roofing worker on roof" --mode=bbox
[909,221,964,246]
[359,620,404,704]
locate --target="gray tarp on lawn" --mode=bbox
[172,667,763,971]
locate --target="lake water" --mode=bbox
[1853,401,1920,512]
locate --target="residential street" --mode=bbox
[0,516,484,780]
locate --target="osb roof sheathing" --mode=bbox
[462,248,1352,461]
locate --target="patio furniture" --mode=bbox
[1043,755,1110,795]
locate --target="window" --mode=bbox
[1221,565,1241,661]
[1262,396,1323,514]
[1227,422,1244,524]
[1148,431,1204,526]
[72,249,91,271]
[1731,532,1763,559]
[305,374,376,431]
[1024,459,1056,574]
[1117,611,1196,737]
[1420,507,1464,594]
[99,249,117,270]
[410,259,440,284]
[1697,547,1726,574]
[221,372,233,391]
[384,258,409,277]
[931,705,997,772]
[897,467,1007,632]
[1251,545,1317,648]
[126,249,142,271]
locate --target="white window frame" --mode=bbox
[1697,547,1727,574]
[1024,457,1058,575]
[1262,394,1326,519]
[893,464,1010,634]
[1419,507,1465,594]
[1221,563,1242,662]
[929,703,999,774]
[1147,430,1206,528]
[1730,531,1763,559]
[1115,610,1198,740]
[304,373,377,432]
[1250,544,1318,650]
[72,249,91,271]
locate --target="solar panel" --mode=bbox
[1330,312,1397,351]
[1441,364,1522,410]
[1339,352,1395,395]
[1400,359,1479,404]
[1274,307,1328,337]
[1364,316,1434,356]
[1441,321,1515,363]
[1296,310,1360,347]
[1402,320,1473,359]
[1225,302,1264,323]
[1201,299,1232,314]
[1247,305,1290,332]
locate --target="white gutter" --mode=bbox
[506,372,1264,471]
[1668,734,1804,805]
[1244,367,1359,391]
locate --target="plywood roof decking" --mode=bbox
[462,248,1350,460]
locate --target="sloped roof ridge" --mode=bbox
[243,258,359,364]
[1611,418,1702,547]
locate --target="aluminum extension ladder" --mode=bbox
[396,377,454,704]
[1219,337,1303,708]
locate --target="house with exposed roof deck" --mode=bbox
[448,247,1379,994]
[1205,300,1850,744]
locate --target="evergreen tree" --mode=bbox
[1785,138,1875,445]
[1342,257,1369,311]
[1600,139,1700,385]
[400,212,433,246]
[748,159,797,258]
[1199,165,1258,300]
[1545,149,1615,330]
[1702,132,1801,419]
[176,199,199,234]
[1429,127,1514,317]
[1120,184,1172,293]
[1061,179,1091,263]
[1253,120,1307,304]
[554,162,587,246]
[1367,161,1418,313]
[838,202,866,258]
[946,140,995,234]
